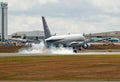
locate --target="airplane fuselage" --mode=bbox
[45,34,85,47]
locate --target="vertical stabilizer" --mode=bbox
[42,16,51,39]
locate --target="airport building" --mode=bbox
[0,2,8,42]
[9,31,45,41]
[85,31,120,42]
[85,31,120,39]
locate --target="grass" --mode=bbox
[1,54,120,61]
[0,54,120,81]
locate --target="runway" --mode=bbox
[0,52,120,57]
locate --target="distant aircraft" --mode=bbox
[42,16,90,52]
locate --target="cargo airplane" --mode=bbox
[42,16,90,52]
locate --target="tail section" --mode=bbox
[42,16,51,39]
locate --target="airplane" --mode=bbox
[42,16,90,53]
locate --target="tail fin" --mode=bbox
[42,16,51,39]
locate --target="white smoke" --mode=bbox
[19,41,74,54]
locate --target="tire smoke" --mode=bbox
[19,41,74,54]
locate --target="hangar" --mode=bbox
[8,31,45,41]
[85,31,120,39]
[85,31,120,42]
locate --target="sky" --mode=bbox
[1,0,120,35]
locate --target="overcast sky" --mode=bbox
[1,0,120,35]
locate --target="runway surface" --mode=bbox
[0,52,120,57]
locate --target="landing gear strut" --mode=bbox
[73,47,81,53]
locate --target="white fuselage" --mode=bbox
[46,34,85,41]
[45,34,85,46]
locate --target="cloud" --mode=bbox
[7,0,120,17]
[7,0,59,11]
[1,0,120,35]
[90,0,120,14]
[38,0,59,5]
[8,15,42,34]
[8,0,33,11]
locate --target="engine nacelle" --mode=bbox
[81,43,89,49]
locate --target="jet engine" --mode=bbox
[81,43,89,49]
[69,42,90,53]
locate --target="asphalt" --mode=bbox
[0,52,120,57]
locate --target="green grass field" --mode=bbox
[0,54,120,81]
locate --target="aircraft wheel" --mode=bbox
[73,49,77,53]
